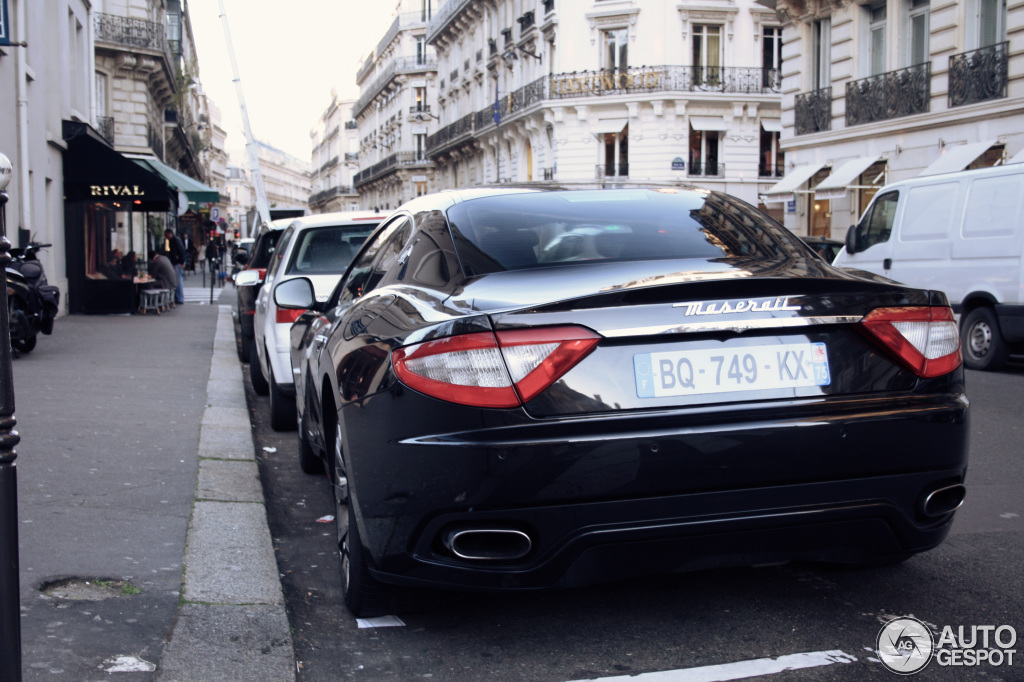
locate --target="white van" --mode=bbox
[834,162,1024,371]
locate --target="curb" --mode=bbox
[156,305,295,681]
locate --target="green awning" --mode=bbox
[127,155,220,205]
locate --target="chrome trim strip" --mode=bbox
[601,315,864,338]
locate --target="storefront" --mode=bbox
[62,121,174,314]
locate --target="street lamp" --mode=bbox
[0,150,23,682]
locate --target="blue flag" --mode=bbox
[493,81,501,125]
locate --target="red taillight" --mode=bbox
[276,307,306,324]
[392,326,601,408]
[860,306,962,378]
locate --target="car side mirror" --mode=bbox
[845,225,859,255]
[274,277,317,310]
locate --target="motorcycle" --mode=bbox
[6,242,60,354]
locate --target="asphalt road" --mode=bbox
[245,358,1024,682]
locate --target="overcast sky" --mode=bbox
[190,0,398,162]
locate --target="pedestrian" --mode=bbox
[148,250,177,292]
[162,228,187,304]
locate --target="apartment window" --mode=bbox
[693,25,723,84]
[416,37,427,65]
[603,126,628,177]
[905,0,930,66]
[689,126,720,176]
[603,28,628,70]
[415,180,428,197]
[95,72,108,118]
[763,26,782,87]
[868,3,887,76]
[759,125,784,177]
[813,18,832,88]
[966,0,1006,48]
[414,134,427,160]
[414,87,426,111]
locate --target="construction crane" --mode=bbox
[218,0,271,234]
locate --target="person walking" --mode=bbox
[163,228,187,304]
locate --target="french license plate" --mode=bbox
[634,342,830,398]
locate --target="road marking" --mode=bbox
[567,650,857,682]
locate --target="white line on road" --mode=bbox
[567,650,858,682]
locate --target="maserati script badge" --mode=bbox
[673,297,802,316]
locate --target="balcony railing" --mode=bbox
[548,65,782,99]
[345,120,358,129]
[543,167,555,180]
[688,161,724,177]
[596,163,630,179]
[319,156,339,173]
[344,152,359,162]
[353,151,434,188]
[795,87,832,135]
[94,13,171,65]
[426,0,471,44]
[758,163,786,178]
[95,116,115,145]
[353,55,438,118]
[949,41,1008,107]
[147,122,164,160]
[846,63,930,126]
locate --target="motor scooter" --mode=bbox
[6,242,59,354]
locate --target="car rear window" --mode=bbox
[250,230,284,269]
[445,189,802,276]
[286,224,378,275]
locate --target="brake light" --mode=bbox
[859,306,962,378]
[276,307,306,324]
[392,326,601,408]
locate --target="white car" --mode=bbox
[251,211,386,429]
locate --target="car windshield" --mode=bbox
[445,189,802,276]
[286,224,376,275]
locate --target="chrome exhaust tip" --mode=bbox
[921,484,966,518]
[443,528,532,561]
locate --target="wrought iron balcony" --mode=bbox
[353,151,434,188]
[846,63,930,126]
[596,163,629,179]
[548,65,782,99]
[147,122,164,159]
[345,120,358,129]
[94,13,170,59]
[795,87,832,135]
[95,116,115,145]
[758,163,786,178]
[543,167,555,181]
[949,42,1008,107]
[353,55,439,118]
[688,161,724,178]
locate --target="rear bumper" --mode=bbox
[343,387,969,591]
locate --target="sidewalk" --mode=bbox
[12,286,294,680]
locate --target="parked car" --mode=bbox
[231,219,291,363]
[276,187,968,618]
[801,236,844,264]
[252,211,385,430]
[834,162,1024,370]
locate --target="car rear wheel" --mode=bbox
[333,422,392,618]
[249,337,269,395]
[269,371,297,431]
[961,307,1009,371]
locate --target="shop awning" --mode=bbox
[61,120,173,211]
[126,154,220,205]
[919,141,997,177]
[590,118,628,135]
[690,116,729,131]
[761,162,827,203]
[813,156,880,199]
[1007,147,1024,165]
[761,119,783,133]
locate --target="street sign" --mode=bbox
[0,1,10,46]
[671,157,686,171]
[211,207,219,221]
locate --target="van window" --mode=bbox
[900,182,958,242]
[856,190,899,250]
[963,175,1023,239]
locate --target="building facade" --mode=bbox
[762,0,1023,238]
[310,91,361,214]
[353,1,439,211]
[254,139,313,214]
[423,0,785,210]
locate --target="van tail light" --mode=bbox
[276,307,306,324]
[859,306,962,378]
[392,326,601,408]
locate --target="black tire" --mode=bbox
[297,415,323,474]
[961,307,1009,371]
[269,370,297,431]
[249,337,270,395]
[9,298,37,353]
[236,329,250,362]
[12,334,37,353]
[331,419,392,618]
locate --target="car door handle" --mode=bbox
[883,258,892,270]
[314,334,329,346]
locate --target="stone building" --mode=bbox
[310,91,361,214]
[760,0,1024,238]
[254,139,313,214]
[352,1,439,211]
[423,0,785,210]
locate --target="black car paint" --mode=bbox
[233,225,287,351]
[286,188,968,594]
